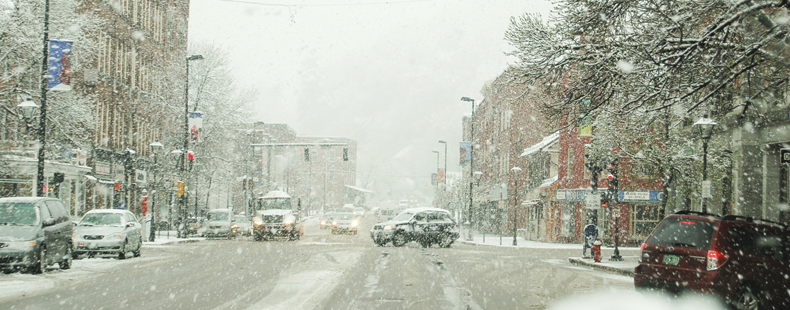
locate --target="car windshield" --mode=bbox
[209,212,229,221]
[0,203,38,226]
[646,217,717,249]
[80,213,122,227]
[392,212,414,222]
[234,215,246,222]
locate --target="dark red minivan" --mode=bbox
[634,211,789,310]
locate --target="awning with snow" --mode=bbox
[539,175,558,188]
[344,185,374,193]
[520,131,559,157]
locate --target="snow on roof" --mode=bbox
[260,190,290,199]
[256,209,293,215]
[520,131,559,157]
[344,185,374,193]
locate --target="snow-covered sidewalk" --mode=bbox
[567,256,639,277]
[142,231,205,246]
[459,234,640,277]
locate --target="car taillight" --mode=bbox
[706,250,728,271]
[640,242,646,251]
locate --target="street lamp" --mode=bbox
[148,142,163,241]
[461,96,475,240]
[511,166,522,246]
[693,114,717,213]
[181,54,203,238]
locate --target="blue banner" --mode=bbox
[459,142,471,165]
[48,40,73,91]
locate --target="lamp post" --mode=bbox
[693,115,717,213]
[511,166,522,246]
[148,142,163,241]
[461,96,475,240]
[181,54,203,237]
[34,0,51,197]
[438,140,447,186]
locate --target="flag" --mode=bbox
[48,40,73,91]
[189,111,204,142]
[459,142,471,165]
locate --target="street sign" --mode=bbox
[702,180,712,198]
[585,193,601,209]
[781,149,790,164]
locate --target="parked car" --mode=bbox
[233,215,251,236]
[634,210,790,310]
[331,212,359,235]
[203,209,237,239]
[73,209,143,259]
[0,197,73,273]
[319,213,333,230]
[370,207,458,248]
[186,217,203,236]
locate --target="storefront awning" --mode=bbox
[520,131,559,157]
[521,199,539,206]
[539,175,558,188]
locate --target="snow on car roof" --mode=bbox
[85,209,128,214]
[260,190,291,199]
[399,207,450,214]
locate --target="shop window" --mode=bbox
[632,204,660,239]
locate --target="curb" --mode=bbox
[143,238,203,246]
[567,257,635,277]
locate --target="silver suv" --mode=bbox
[370,207,458,248]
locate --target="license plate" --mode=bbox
[662,254,680,266]
[269,228,276,233]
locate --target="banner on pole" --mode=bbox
[459,142,471,165]
[189,111,203,142]
[48,40,73,91]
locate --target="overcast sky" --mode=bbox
[188,0,554,199]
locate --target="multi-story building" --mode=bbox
[466,70,552,238]
[0,0,190,217]
[240,122,358,215]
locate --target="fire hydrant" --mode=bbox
[592,238,602,263]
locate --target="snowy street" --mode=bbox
[1,217,638,310]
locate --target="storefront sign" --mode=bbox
[781,148,790,164]
[95,162,110,176]
[619,190,662,202]
[585,193,601,209]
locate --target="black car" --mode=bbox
[0,197,74,273]
[370,207,459,248]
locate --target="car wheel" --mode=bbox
[392,233,407,247]
[253,232,262,241]
[118,240,127,260]
[60,246,73,270]
[29,246,46,274]
[418,238,431,248]
[133,237,142,257]
[439,234,454,248]
[733,286,761,310]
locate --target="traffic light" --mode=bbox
[187,151,195,170]
[304,148,310,162]
[343,147,348,161]
[607,160,618,201]
[176,181,185,197]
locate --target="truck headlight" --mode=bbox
[352,220,358,227]
[332,221,337,226]
[253,220,263,226]
[384,225,393,230]
[320,220,325,225]
[284,219,293,225]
